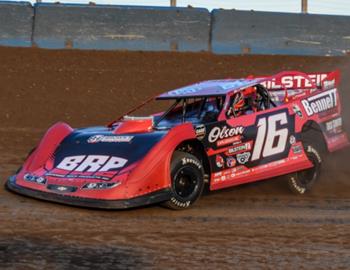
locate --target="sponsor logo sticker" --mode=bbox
[293,104,303,118]
[292,145,303,154]
[208,125,244,146]
[236,152,251,164]
[289,135,296,145]
[215,155,224,168]
[226,157,236,168]
[56,155,128,172]
[87,135,133,143]
[225,141,253,156]
[325,117,342,134]
[195,124,206,140]
[301,89,337,116]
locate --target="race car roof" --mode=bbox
[157,78,266,99]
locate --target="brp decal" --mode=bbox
[87,135,133,143]
[301,89,337,116]
[56,155,128,172]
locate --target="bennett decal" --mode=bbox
[195,124,206,140]
[236,152,250,164]
[208,125,244,144]
[301,89,337,116]
[87,135,133,143]
[56,155,128,172]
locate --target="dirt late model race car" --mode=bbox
[6,70,349,210]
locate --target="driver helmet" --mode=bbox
[233,92,245,113]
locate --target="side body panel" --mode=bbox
[201,105,313,191]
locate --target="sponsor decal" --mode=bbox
[217,136,241,147]
[167,86,201,96]
[289,135,296,145]
[225,141,253,156]
[322,79,335,90]
[301,89,337,116]
[215,155,224,168]
[236,152,251,164]
[325,117,342,134]
[87,135,133,143]
[208,125,244,144]
[226,157,236,168]
[195,124,206,140]
[56,155,128,172]
[46,173,112,181]
[293,104,303,118]
[292,145,303,154]
[261,73,328,89]
[24,174,47,185]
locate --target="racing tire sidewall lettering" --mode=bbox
[165,151,204,210]
[287,144,322,195]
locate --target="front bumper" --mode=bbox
[6,175,171,209]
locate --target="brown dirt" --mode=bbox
[0,46,349,269]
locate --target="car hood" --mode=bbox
[45,126,167,181]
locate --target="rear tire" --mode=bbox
[162,151,204,210]
[287,144,322,194]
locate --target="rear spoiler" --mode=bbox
[256,70,340,91]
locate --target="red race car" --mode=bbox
[6,70,349,209]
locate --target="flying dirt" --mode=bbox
[0,47,349,269]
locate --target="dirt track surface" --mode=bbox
[0,47,349,269]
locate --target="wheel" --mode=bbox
[287,144,322,194]
[163,151,204,210]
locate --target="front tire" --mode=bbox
[163,151,204,210]
[287,144,322,194]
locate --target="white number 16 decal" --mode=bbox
[251,112,289,161]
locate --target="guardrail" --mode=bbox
[0,1,349,56]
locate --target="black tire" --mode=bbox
[162,151,204,210]
[287,144,322,194]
